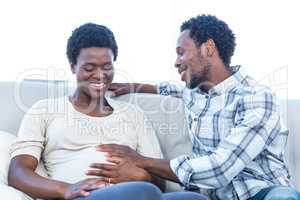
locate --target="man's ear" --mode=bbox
[70,64,76,74]
[205,39,216,57]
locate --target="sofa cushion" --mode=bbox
[0,130,48,200]
[0,185,28,200]
[0,131,16,185]
[114,93,193,159]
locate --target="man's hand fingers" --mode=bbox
[105,156,122,164]
[90,163,117,170]
[109,178,118,184]
[96,144,126,152]
[86,169,118,178]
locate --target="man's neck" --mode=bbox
[201,63,232,93]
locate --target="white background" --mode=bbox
[0,0,299,98]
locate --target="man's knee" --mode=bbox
[264,186,299,200]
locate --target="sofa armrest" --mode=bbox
[0,184,32,200]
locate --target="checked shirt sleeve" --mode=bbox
[157,82,184,98]
[170,89,283,189]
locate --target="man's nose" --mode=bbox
[174,58,182,68]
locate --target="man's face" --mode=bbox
[175,30,210,89]
[71,47,114,99]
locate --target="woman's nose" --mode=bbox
[93,68,106,81]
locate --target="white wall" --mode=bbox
[0,0,298,98]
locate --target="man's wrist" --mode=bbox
[138,156,153,169]
[137,170,152,182]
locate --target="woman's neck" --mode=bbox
[70,89,113,117]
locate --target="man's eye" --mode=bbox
[177,51,183,56]
[84,66,93,71]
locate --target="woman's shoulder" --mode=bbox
[108,97,146,119]
[27,96,68,114]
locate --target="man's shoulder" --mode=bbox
[234,77,275,98]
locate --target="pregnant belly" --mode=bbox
[49,147,110,183]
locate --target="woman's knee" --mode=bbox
[114,181,162,200]
[163,191,208,200]
[75,181,162,200]
[264,186,299,200]
[130,182,162,196]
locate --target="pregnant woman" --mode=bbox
[8,23,206,200]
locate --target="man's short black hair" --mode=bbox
[181,15,236,67]
[66,23,118,65]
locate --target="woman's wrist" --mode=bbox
[57,182,70,199]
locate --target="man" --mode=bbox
[91,15,300,200]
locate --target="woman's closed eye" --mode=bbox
[103,64,113,70]
[83,65,94,72]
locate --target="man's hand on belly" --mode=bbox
[96,144,146,168]
[86,157,151,184]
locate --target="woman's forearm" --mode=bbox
[8,156,68,199]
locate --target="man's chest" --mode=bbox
[184,94,241,148]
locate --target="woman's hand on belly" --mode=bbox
[86,157,151,184]
[62,178,106,200]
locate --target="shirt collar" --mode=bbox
[191,65,248,96]
[210,65,248,96]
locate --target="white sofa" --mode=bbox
[0,80,299,199]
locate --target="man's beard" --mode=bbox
[187,65,210,90]
[187,75,203,89]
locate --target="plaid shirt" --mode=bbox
[158,66,291,200]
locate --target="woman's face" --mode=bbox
[71,47,114,99]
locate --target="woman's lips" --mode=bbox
[89,83,106,91]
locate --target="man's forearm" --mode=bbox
[150,174,166,192]
[134,83,157,94]
[141,158,180,183]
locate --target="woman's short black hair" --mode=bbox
[181,15,236,67]
[66,23,118,65]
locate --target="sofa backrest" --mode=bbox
[0,80,299,189]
